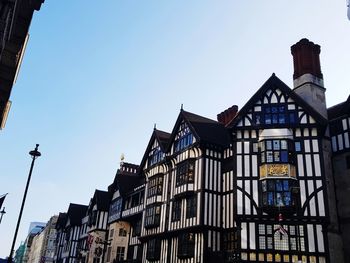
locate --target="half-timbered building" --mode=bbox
[328,95,350,262]
[57,204,88,263]
[222,38,344,263]
[54,213,67,263]
[53,38,350,263]
[86,190,111,263]
[134,110,230,263]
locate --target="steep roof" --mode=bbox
[116,173,144,196]
[226,74,328,127]
[66,203,88,226]
[155,129,172,151]
[328,95,350,120]
[90,190,111,212]
[167,110,230,150]
[139,129,171,169]
[55,212,67,230]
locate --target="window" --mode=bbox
[186,195,197,218]
[108,198,122,223]
[106,246,111,262]
[258,224,305,252]
[146,239,161,261]
[178,233,195,258]
[88,210,97,226]
[109,228,114,239]
[223,230,238,251]
[144,204,161,228]
[172,199,181,221]
[148,146,165,167]
[254,104,297,125]
[147,175,163,197]
[119,228,127,237]
[116,247,125,261]
[132,219,142,237]
[295,141,301,152]
[259,139,293,164]
[261,179,297,208]
[176,160,195,186]
[131,193,140,207]
[174,122,193,152]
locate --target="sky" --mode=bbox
[0,0,349,257]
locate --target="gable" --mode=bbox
[171,120,196,154]
[148,139,165,167]
[140,129,170,170]
[229,74,326,129]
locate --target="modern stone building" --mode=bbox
[25,216,58,263]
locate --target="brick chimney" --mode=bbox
[217,105,238,126]
[291,38,327,118]
[291,38,323,80]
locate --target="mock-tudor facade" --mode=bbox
[51,38,350,263]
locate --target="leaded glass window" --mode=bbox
[146,239,161,261]
[186,195,197,218]
[174,122,193,152]
[261,179,296,207]
[259,139,293,164]
[176,159,195,186]
[258,224,305,252]
[147,175,163,197]
[253,104,297,125]
[178,233,195,258]
[172,199,181,221]
[144,204,161,228]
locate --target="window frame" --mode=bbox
[172,199,181,222]
[176,159,195,186]
[259,139,294,164]
[147,175,164,197]
[144,203,161,229]
[186,195,197,218]
[178,233,195,258]
[254,103,297,126]
[146,239,161,261]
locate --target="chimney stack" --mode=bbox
[217,105,238,126]
[290,38,327,118]
[291,38,323,80]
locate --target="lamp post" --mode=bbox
[8,144,41,263]
[0,207,5,224]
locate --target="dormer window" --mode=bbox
[175,122,193,152]
[148,142,165,167]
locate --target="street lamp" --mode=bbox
[8,144,41,263]
[0,207,6,224]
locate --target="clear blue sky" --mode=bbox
[0,0,349,257]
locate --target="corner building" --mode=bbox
[142,38,346,263]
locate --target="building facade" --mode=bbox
[50,38,349,263]
[0,0,45,129]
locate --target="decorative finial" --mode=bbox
[181,103,183,111]
[120,153,125,167]
[154,123,157,130]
